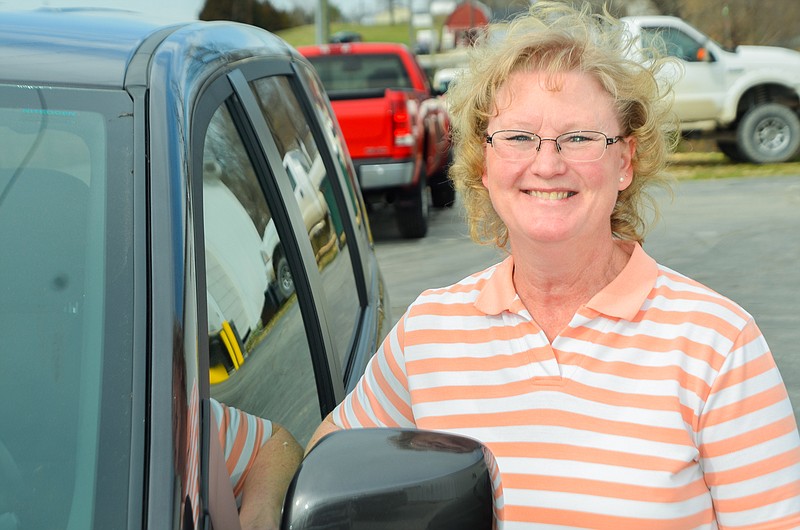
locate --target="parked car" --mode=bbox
[433,66,465,94]
[623,15,800,163]
[329,30,363,43]
[0,9,495,530]
[298,42,454,238]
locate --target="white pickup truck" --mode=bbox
[622,16,800,163]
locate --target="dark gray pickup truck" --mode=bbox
[0,8,494,530]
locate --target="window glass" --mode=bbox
[250,76,360,369]
[297,64,369,238]
[0,87,133,530]
[642,27,703,62]
[306,54,411,93]
[201,102,321,446]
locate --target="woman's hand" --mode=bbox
[238,423,302,530]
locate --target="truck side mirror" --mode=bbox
[280,428,497,530]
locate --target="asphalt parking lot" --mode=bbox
[646,175,800,422]
[371,175,800,424]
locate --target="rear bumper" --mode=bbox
[357,160,415,189]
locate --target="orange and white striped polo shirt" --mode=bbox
[332,242,800,529]
[210,398,273,506]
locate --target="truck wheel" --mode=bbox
[274,252,295,300]
[395,178,429,238]
[716,140,745,162]
[736,103,800,163]
[430,171,455,208]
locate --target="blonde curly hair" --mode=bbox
[446,1,678,248]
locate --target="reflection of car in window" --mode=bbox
[282,148,334,261]
[203,160,269,342]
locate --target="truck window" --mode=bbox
[201,101,322,447]
[250,76,362,371]
[0,87,134,530]
[641,26,706,62]
[307,54,412,93]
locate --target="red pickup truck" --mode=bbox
[298,42,453,238]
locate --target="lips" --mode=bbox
[525,190,577,200]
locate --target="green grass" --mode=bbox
[668,141,800,180]
[278,22,423,48]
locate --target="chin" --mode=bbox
[514,227,576,246]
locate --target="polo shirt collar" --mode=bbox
[474,255,517,315]
[585,242,658,320]
[474,242,658,320]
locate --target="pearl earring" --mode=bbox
[619,177,625,182]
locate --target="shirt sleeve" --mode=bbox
[210,398,273,506]
[698,318,800,527]
[332,312,416,429]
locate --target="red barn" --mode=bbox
[443,0,492,47]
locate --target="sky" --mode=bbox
[1,0,207,20]
[0,0,362,20]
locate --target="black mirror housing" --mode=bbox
[281,428,497,530]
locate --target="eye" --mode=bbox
[499,132,536,144]
[561,132,602,144]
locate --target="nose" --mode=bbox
[530,137,565,175]
[536,138,560,154]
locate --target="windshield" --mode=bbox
[306,53,412,95]
[0,85,134,529]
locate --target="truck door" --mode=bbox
[641,25,725,123]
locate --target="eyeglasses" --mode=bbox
[485,129,624,162]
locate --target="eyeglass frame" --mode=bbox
[485,129,625,162]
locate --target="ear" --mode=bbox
[618,136,636,191]
[481,154,489,188]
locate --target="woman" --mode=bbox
[308,3,800,528]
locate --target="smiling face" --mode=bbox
[483,69,635,252]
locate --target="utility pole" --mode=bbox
[409,0,415,48]
[722,4,733,49]
[316,0,330,44]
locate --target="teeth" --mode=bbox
[527,190,574,200]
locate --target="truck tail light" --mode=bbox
[388,91,414,156]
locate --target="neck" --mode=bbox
[510,237,629,313]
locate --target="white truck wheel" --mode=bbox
[736,103,800,164]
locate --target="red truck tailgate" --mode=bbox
[330,97,394,159]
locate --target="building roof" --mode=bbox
[443,0,492,30]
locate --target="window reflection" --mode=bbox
[201,103,321,446]
[250,76,361,369]
[298,64,369,238]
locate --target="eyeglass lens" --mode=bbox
[488,130,614,161]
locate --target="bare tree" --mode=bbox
[199,0,305,32]
[663,0,800,48]
[648,0,682,16]
[485,0,800,48]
